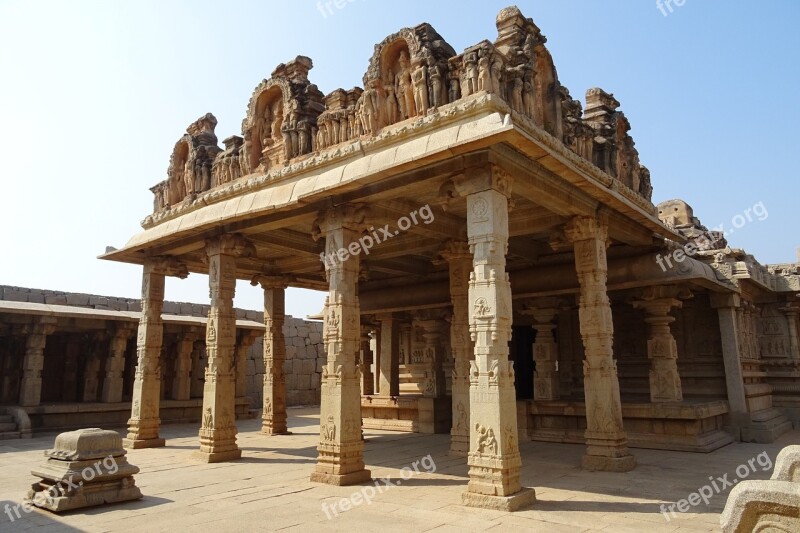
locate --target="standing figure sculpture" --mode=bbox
[396,51,415,119]
[411,60,430,116]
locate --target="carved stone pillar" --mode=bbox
[253,275,290,436]
[82,332,106,402]
[360,325,375,395]
[522,299,562,401]
[235,330,260,399]
[780,304,800,359]
[171,329,200,401]
[565,215,636,472]
[102,323,135,403]
[419,318,447,398]
[194,234,251,463]
[458,166,535,510]
[441,241,473,455]
[632,287,684,403]
[377,314,400,397]
[310,204,371,485]
[190,343,205,399]
[18,317,57,407]
[711,293,749,427]
[124,258,187,449]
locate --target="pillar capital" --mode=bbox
[710,292,741,309]
[438,240,472,262]
[564,214,608,244]
[520,297,566,324]
[205,233,254,258]
[251,274,290,290]
[452,164,513,199]
[312,203,370,238]
[144,256,189,279]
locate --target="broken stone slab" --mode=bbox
[26,428,142,512]
[720,480,800,533]
[772,445,800,482]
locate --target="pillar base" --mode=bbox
[122,437,165,450]
[462,487,536,511]
[261,429,293,436]
[310,469,372,486]
[190,449,242,463]
[582,453,636,472]
[449,435,469,456]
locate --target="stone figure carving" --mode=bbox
[475,423,498,455]
[203,407,213,429]
[411,60,430,116]
[396,51,415,119]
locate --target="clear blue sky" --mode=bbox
[1,0,798,317]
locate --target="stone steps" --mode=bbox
[0,411,20,439]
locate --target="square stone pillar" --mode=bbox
[440,241,473,455]
[521,299,563,401]
[252,275,290,436]
[193,234,252,463]
[457,165,535,511]
[711,293,749,428]
[360,325,375,396]
[171,329,201,401]
[632,286,686,403]
[310,204,371,486]
[377,314,400,397]
[124,257,187,449]
[780,304,800,359]
[418,316,448,398]
[235,330,260,399]
[190,343,205,399]
[18,317,57,407]
[82,332,106,403]
[565,215,635,472]
[102,323,135,403]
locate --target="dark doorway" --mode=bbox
[510,325,535,400]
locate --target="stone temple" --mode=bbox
[2,5,800,515]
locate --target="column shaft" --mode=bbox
[378,316,400,397]
[171,331,199,401]
[310,205,371,485]
[566,215,635,472]
[460,167,534,510]
[254,276,290,435]
[18,318,57,407]
[194,235,249,462]
[102,324,134,403]
[360,326,375,395]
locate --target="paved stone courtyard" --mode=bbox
[0,408,796,532]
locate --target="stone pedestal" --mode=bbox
[310,205,371,486]
[102,324,134,403]
[125,258,188,449]
[457,166,535,511]
[721,445,800,532]
[565,216,635,472]
[632,287,685,403]
[440,241,473,456]
[253,275,290,436]
[27,428,142,512]
[19,317,57,407]
[193,235,251,463]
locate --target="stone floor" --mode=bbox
[0,407,797,532]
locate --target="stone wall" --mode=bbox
[0,285,326,408]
